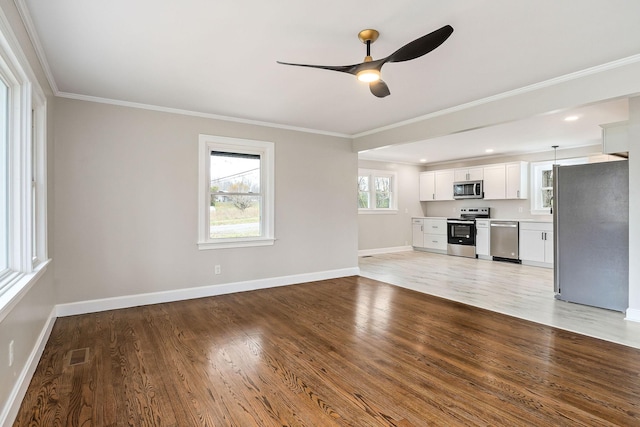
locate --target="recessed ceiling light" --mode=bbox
[485,149,494,153]
[564,115,579,121]
[419,158,427,163]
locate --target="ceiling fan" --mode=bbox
[277,25,454,98]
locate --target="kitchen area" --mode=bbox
[412,155,629,313]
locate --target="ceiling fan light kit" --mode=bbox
[277,25,454,98]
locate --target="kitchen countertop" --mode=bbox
[413,216,552,223]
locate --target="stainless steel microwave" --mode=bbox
[453,180,483,199]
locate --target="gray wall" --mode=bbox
[52,98,358,304]
[357,160,423,251]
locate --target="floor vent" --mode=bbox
[67,348,90,366]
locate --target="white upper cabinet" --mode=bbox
[419,171,436,201]
[420,162,527,202]
[454,167,483,182]
[601,121,629,154]
[505,161,528,199]
[420,170,454,201]
[482,164,506,199]
[434,170,454,200]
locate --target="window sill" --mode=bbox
[531,209,552,216]
[0,259,51,323]
[359,209,398,215]
[198,237,275,250]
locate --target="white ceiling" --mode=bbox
[358,98,629,164]
[18,0,640,160]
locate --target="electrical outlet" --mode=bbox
[518,207,523,213]
[214,265,221,275]
[9,340,14,367]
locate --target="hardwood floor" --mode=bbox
[359,250,640,349]
[14,276,640,426]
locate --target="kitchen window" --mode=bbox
[358,169,397,213]
[530,157,587,215]
[198,135,274,249]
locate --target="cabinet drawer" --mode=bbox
[519,222,552,232]
[424,219,446,235]
[475,220,490,228]
[412,218,424,225]
[423,234,447,250]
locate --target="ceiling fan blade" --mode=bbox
[276,61,360,75]
[386,25,454,64]
[370,80,390,98]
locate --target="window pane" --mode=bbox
[542,169,553,188]
[210,151,260,194]
[210,195,261,239]
[0,81,7,270]
[542,189,553,208]
[375,177,390,209]
[358,191,369,208]
[358,176,369,208]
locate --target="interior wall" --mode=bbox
[52,98,358,304]
[0,0,56,421]
[357,160,423,251]
[627,96,640,319]
[0,269,54,416]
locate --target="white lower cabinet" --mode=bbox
[412,217,447,253]
[519,222,553,267]
[475,219,490,258]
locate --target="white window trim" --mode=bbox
[358,168,398,214]
[0,9,49,320]
[530,157,587,215]
[198,134,275,250]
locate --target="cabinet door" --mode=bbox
[483,165,506,199]
[434,170,454,200]
[454,167,484,181]
[419,172,435,201]
[506,162,528,199]
[475,221,490,256]
[468,167,484,181]
[454,169,468,182]
[412,220,424,247]
[519,229,545,262]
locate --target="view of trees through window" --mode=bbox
[358,171,393,210]
[541,169,553,209]
[209,151,261,239]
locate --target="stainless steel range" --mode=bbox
[447,207,490,258]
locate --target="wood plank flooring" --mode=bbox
[14,276,640,426]
[359,251,640,349]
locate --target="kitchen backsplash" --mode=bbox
[423,199,551,220]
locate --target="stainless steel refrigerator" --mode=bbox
[553,160,629,312]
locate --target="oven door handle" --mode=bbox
[447,220,475,225]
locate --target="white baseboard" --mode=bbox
[358,246,413,257]
[1,307,56,427]
[55,267,360,317]
[625,308,640,323]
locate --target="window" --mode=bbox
[0,13,49,315]
[358,169,397,213]
[198,135,274,249]
[530,158,587,215]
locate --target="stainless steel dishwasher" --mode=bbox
[490,221,520,262]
